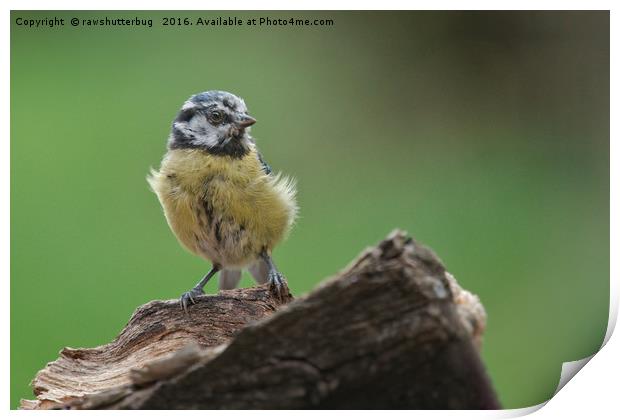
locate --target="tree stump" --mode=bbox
[21,230,499,409]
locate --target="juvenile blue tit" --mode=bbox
[148,91,298,311]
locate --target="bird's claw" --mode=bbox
[180,288,204,313]
[268,271,289,301]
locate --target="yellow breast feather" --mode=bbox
[148,145,297,268]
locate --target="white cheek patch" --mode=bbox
[187,113,207,132]
[173,121,189,132]
[176,114,221,148]
[193,131,221,148]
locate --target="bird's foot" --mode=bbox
[268,270,290,302]
[180,287,204,313]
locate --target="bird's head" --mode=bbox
[168,91,257,157]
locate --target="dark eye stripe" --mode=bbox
[206,108,229,125]
[175,108,195,123]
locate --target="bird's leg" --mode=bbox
[260,250,288,300]
[180,265,220,312]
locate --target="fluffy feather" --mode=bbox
[147,144,297,269]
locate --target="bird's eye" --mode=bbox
[209,110,224,124]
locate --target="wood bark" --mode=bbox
[21,230,499,409]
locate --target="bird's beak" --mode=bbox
[237,114,257,128]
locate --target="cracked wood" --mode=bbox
[21,230,498,409]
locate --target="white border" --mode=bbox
[3,2,616,419]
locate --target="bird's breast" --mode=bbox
[149,147,296,267]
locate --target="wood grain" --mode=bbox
[21,230,498,410]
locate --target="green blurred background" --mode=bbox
[11,11,609,409]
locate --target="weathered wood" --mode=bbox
[21,230,499,409]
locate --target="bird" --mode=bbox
[148,91,297,311]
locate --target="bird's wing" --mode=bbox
[248,259,270,284]
[218,269,242,290]
[256,151,272,175]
